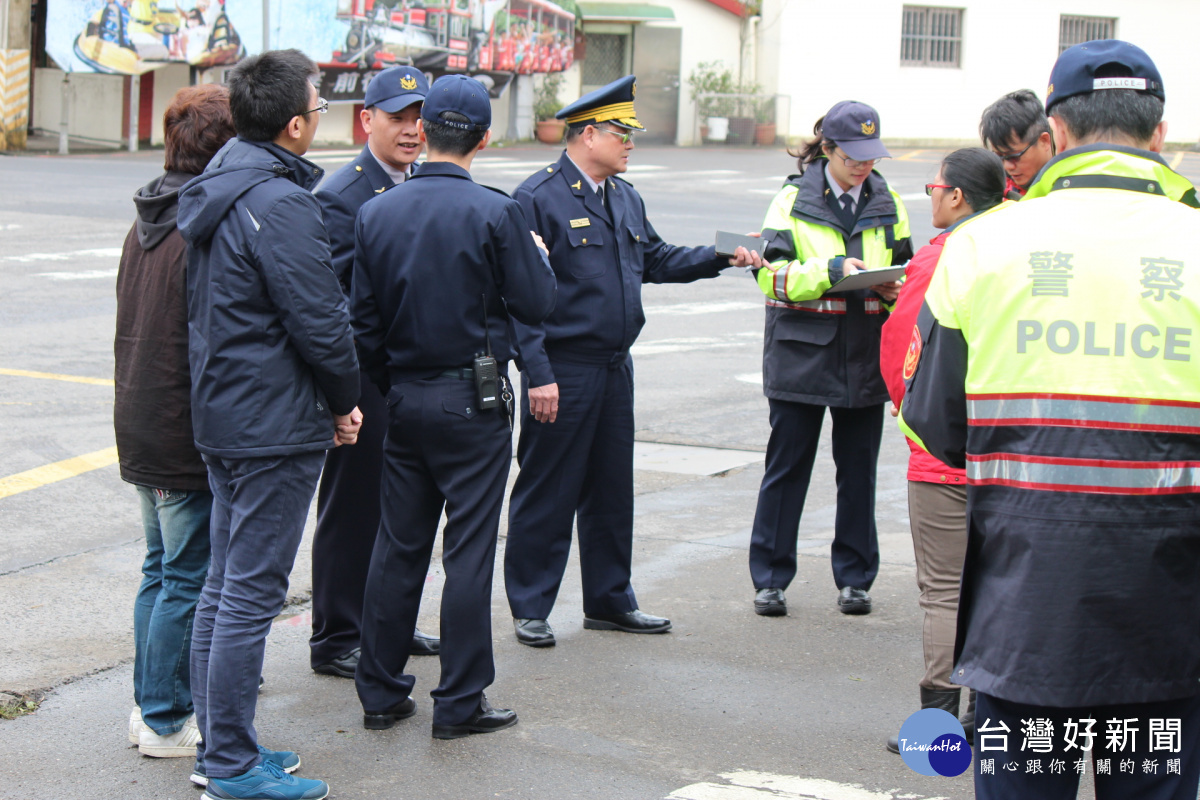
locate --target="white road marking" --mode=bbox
[36,268,119,281]
[668,771,947,800]
[750,188,781,195]
[632,332,759,356]
[735,373,763,385]
[5,247,122,263]
[647,301,761,316]
[308,148,361,157]
[899,193,928,201]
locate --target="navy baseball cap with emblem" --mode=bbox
[557,74,645,131]
[822,100,890,162]
[1045,39,1164,112]
[421,75,491,131]
[364,65,429,113]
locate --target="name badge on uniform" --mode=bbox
[570,218,591,228]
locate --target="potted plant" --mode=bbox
[754,95,777,146]
[726,81,759,146]
[534,72,566,144]
[687,61,735,142]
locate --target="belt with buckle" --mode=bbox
[438,367,475,380]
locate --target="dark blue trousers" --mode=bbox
[749,400,883,592]
[192,451,325,779]
[309,368,388,667]
[974,691,1200,800]
[355,378,510,727]
[505,358,638,620]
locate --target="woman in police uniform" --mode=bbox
[748,100,912,618]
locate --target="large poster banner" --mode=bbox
[47,0,574,76]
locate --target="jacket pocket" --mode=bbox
[442,397,479,420]
[565,227,606,279]
[385,386,404,408]
[772,312,839,346]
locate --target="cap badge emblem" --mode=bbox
[861,120,876,135]
[631,82,637,98]
[400,75,418,91]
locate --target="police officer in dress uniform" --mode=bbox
[351,75,557,738]
[309,65,440,680]
[504,75,763,648]
[901,41,1200,799]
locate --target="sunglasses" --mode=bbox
[302,97,329,116]
[597,127,635,144]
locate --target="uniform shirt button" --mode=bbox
[582,238,587,244]
[466,407,473,414]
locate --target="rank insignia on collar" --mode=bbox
[570,217,591,228]
[375,187,386,194]
[571,180,582,190]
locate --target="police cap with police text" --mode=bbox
[422,75,492,131]
[821,100,890,162]
[1045,39,1164,112]
[364,66,429,113]
[557,75,644,131]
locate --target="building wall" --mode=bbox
[758,0,1200,147]
[32,68,123,143]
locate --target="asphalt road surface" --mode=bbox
[4,141,1196,800]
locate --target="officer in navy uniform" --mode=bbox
[505,75,763,648]
[351,75,557,739]
[310,65,439,680]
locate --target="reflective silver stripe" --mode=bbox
[967,454,1200,494]
[772,263,789,301]
[766,298,847,314]
[967,395,1200,433]
[864,298,882,314]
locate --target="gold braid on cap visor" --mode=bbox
[564,101,644,130]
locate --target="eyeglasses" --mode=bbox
[925,184,955,196]
[597,127,635,144]
[833,149,880,169]
[302,97,329,116]
[997,140,1034,165]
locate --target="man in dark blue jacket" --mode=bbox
[309,65,439,681]
[177,49,360,800]
[504,76,761,648]
[351,75,556,740]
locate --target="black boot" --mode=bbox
[887,687,961,755]
[960,689,976,745]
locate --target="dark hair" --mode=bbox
[1049,63,1163,145]
[226,48,317,142]
[940,148,1006,214]
[787,114,834,174]
[423,111,487,156]
[163,84,235,175]
[565,122,587,143]
[979,89,1050,150]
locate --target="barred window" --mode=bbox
[1059,15,1117,53]
[901,6,963,68]
[582,34,627,87]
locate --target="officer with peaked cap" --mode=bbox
[352,75,557,738]
[504,75,763,648]
[310,65,439,681]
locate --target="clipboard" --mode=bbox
[826,264,907,293]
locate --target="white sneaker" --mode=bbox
[138,714,202,758]
[128,707,150,746]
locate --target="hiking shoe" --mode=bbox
[138,714,202,757]
[203,759,327,800]
[190,746,301,787]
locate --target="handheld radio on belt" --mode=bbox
[474,293,500,409]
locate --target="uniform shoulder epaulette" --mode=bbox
[613,175,635,189]
[479,183,512,198]
[522,164,560,191]
[317,162,366,196]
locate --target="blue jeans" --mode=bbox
[192,452,325,779]
[133,485,213,735]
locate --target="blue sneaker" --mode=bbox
[202,759,327,800]
[191,746,302,787]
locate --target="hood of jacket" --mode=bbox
[133,171,194,250]
[177,137,325,247]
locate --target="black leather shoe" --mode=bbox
[313,647,360,678]
[583,609,671,633]
[837,586,872,615]
[363,696,417,730]
[754,587,786,616]
[411,628,440,656]
[514,618,556,647]
[431,695,517,739]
